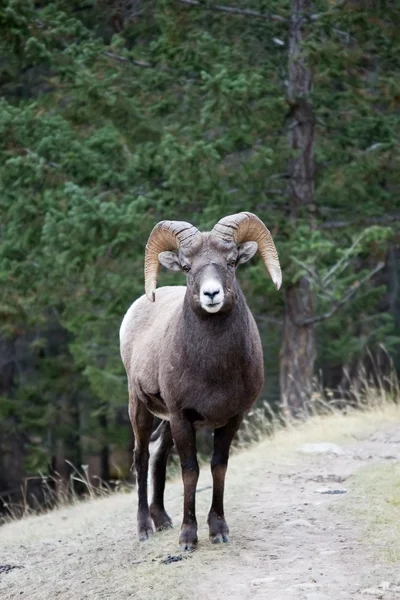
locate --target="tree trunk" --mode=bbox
[280,278,316,416]
[52,392,82,499]
[280,0,317,415]
[99,411,110,482]
[0,335,26,497]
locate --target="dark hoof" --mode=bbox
[208,512,230,545]
[211,532,230,544]
[156,519,173,532]
[150,505,173,531]
[179,525,198,552]
[138,518,154,541]
[180,542,197,552]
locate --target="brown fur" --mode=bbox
[120,233,265,549]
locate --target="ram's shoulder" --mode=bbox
[119,286,185,342]
[153,286,186,305]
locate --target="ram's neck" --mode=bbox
[175,285,253,373]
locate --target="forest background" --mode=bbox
[0,0,399,509]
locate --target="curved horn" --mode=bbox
[212,212,282,290]
[144,220,200,301]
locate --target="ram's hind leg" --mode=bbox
[130,393,154,541]
[208,413,243,544]
[150,420,174,531]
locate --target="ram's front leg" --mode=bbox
[208,413,243,543]
[170,413,199,551]
[130,395,154,541]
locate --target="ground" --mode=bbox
[1,405,400,600]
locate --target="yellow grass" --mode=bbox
[237,396,400,457]
[336,461,400,563]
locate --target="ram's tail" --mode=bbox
[149,419,173,448]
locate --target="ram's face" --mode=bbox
[158,234,258,315]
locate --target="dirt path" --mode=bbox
[2,408,400,600]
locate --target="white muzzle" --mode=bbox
[200,278,224,313]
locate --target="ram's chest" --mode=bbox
[160,348,263,425]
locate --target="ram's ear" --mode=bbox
[158,251,182,272]
[237,242,258,266]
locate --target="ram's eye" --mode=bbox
[228,260,237,267]
[182,264,191,273]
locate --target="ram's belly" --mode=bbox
[140,390,169,420]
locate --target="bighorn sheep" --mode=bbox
[120,212,281,550]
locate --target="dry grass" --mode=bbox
[336,462,400,563]
[238,361,399,453]
[238,351,399,448]
[3,361,399,524]
[0,460,134,525]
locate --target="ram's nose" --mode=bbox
[203,288,221,302]
[200,279,224,313]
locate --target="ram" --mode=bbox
[120,212,282,550]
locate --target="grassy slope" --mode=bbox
[338,461,400,563]
[1,403,400,600]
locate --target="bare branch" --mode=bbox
[296,262,385,326]
[321,213,400,229]
[291,256,318,280]
[176,0,287,23]
[256,315,284,327]
[103,51,201,81]
[24,148,60,169]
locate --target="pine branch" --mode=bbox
[176,0,287,23]
[296,262,385,326]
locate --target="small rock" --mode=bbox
[0,565,24,575]
[251,576,276,586]
[316,488,347,495]
[283,519,315,528]
[298,443,346,455]
[161,554,191,565]
[290,582,319,589]
[379,582,391,590]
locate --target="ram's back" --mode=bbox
[119,286,185,388]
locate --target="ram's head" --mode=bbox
[144,212,282,315]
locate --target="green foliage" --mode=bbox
[0,0,399,480]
